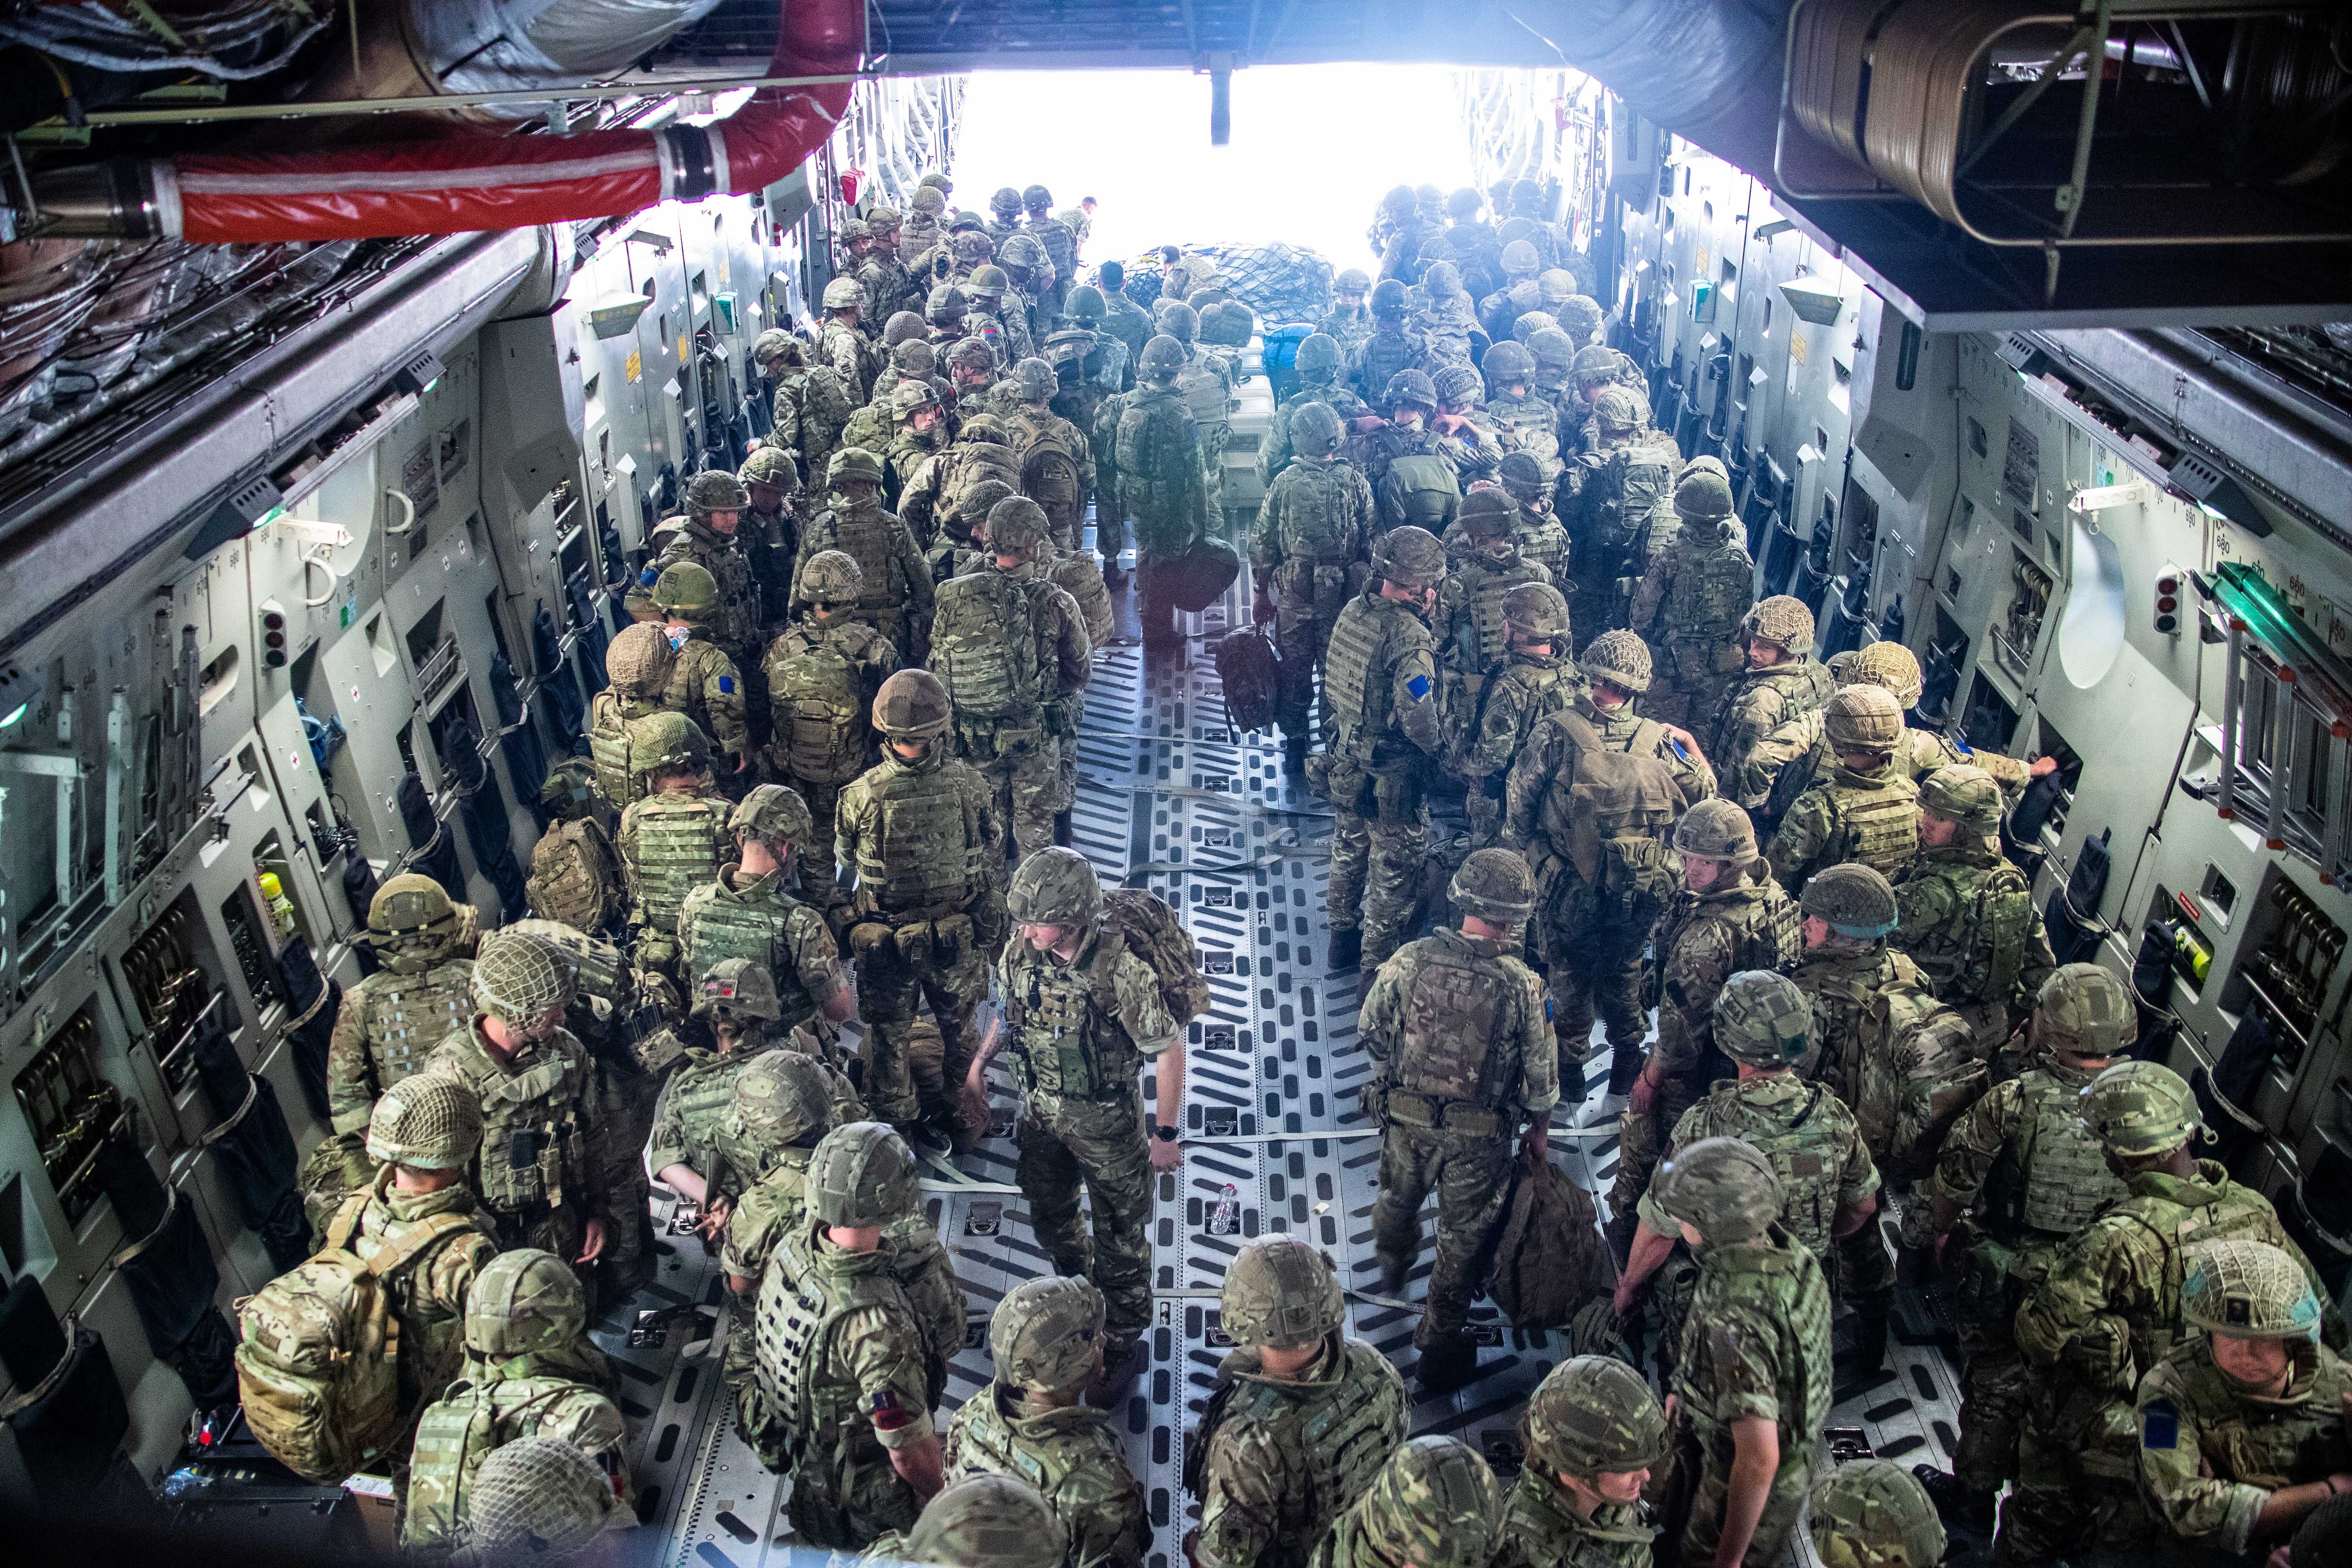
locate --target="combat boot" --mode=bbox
[1053,810,1074,847]
[1375,1250,1411,1297]
[1834,1305,1891,1395]
[1282,734,1309,779]
[1911,1465,1996,1530]
[1085,1335,1143,1409]
[1414,1335,1478,1398]
[1327,928,1361,971]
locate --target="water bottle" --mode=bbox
[1210,1182,1239,1236]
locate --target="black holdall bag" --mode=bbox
[1211,625,1283,737]
[1146,536,1241,615]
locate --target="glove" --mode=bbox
[1252,580,1276,625]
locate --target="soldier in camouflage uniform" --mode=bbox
[1493,1355,1666,1568]
[755,329,857,494]
[1350,369,1469,536]
[2137,1239,2352,1558]
[1894,764,2058,1044]
[819,276,880,402]
[1406,261,1480,375]
[683,786,853,1025]
[1770,684,1920,893]
[858,206,915,326]
[1478,341,1564,486]
[1629,463,1753,729]
[997,235,1052,348]
[836,669,1007,1143]
[1099,335,1212,640]
[1310,1436,1501,1568]
[870,1475,1068,1568]
[616,713,733,973]
[1808,1461,1947,1568]
[1250,398,1375,771]
[1189,1239,1410,1568]
[1317,268,1374,356]
[314,874,477,1219]
[1563,388,1677,648]
[1439,492,1552,744]
[1256,333,1371,489]
[766,549,898,899]
[942,1277,1149,1568]
[1478,240,1542,343]
[1094,260,1154,373]
[1363,850,1558,1391]
[1648,1138,1833,1568]
[883,378,957,502]
[966,264,1037,365]
[739,444,805,628]
[931,497,1091,858]
[898,411,1021,544]
[753,1121,946,1544]
[1493,450,1575,583]
[1154,299,1234,500]
[2010,1059,2345,1565]
[1002,358,1096,552]
[1021,186,1076,318]
[649,561,752,779]
[401,1250,628,1552]
[1345,279,1415,406]
[1321,525,1451,971]
[1457,581,1578,848]
[586,621,678,820]
[1611,800,1802,1260]
[794,446,934,662]
[650,960,793,1223]
[652,470,764,683]
[1709,595,1835,812]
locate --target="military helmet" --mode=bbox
[1557,295,1605,339]
[1353,1437,1501,1568]
[1446,186,1483,218]
[1742,594,1815,651]
[365,1072,484,1169]
[1684,454,1731,486]
[867,203,902,232]
[808,1120,918,1228]
[998,232,1046,271]
[926,284,969,322]
[1674,465,1735,520]
[947,335,997,374]
[1295,331,1342,380]
[801,548,866,605]
[1581,628,1653,694]
[1674,797,1759,862]
[1384,368,1438,410]
[752,328,804,368]
[1510,175,1545,208]
[1012,356,1056,402]
[739,445,796,490]
[1203,300,1255,347]
[731,1051,836,1148]
[1526,1355,1670,1476]
[967,263,1010,299]
[821,276,863,310]
[1221,1237,1344,1351]
[2181,1238,2322,1340]
[1803,864,1900,939]
[2038,963,2137,1060]
[949,216,990,245]
[1155,299,1199,342]
[839,217,870,244]
[903,1474,1068,1568]
[1918,764,2002,835]
[1846,638,1925,708]
[919,170,953,194]
[958,479,1017,526]
[1370,278,1410,315]
[1483,340,1534,386]
[1503,581,1571,643]
[1138,334,1186,382]
[1335,267,1372,294]
[1065,284,1105,322]
[1531,269,1570,306]
[1288,399,1344,457]
[1423,260,1465,299]
[652,561,719,619]
[1371,524,1448,589]
[1592,387,1645,435]
[686,469,748,516]
[1497,450,1548,501]
[892,381,944,422]
[2081,1059,2200,1156]
[1500,239,1540,274]
[368,872,461,947]
[1433,363,1484,409]
[1450,848,1536,923]
[466,1248,588,1359]
[1023,184,1054,209]
[911,183,948,211]
[1654,1136,1782,1243]
[1809,1461,1947,1568]
[1824,684,1905,755]
[1456,487,1516,541]
[467,1437,614,1560]
[1524,321,1572,358]
[830,446,886,488]
[874,668,953,740]
[693,956,781,1023]
[1714,970,1815,1067]
[471,929,577,1023]
[1382,183,1418,216]
[1570,344,1618,382]
[883,309,929,347]
[989,185,1023,215]
[731,783,812,849]
[990,1275,1105,1392]
[1043,328,1094,366]
[1007,846,1104,931]
[984,495,1052,557]
[634,710,713,776]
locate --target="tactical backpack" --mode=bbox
[1212,625,1283,739]
[1587,435,1679,587]
[233,1196,483,1482]
[932,571,1046,722]
[1564,748,1685,952]
[1102,888,1213,1028]
[1380,454,1461,531]
[525,817,623,934]
[1486,1142,1609,1330]
[1016,419,1088,539]
[947,439,1025,521]
[1047,551,1114,648]
[767,632,870,785]
[1759,720,1830,833]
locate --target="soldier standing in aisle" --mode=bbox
[1345,279,1415,406]
[586,622,677,817]
[1188,1239,1409,1568]
[1321,525,1450,971]
[1361,849,1557,1393]
[652,470,765,686]
[616,713,734,973]
[1769,685,1921,892]
[1456,581,1579,849]
[646,960,789,1231]
[1094,260,1153,373]
[1022,185,1076,321]
[1711,595,1835,812]
[794,447,934,662]
[757,330,857,494]
[765,549,898,901]
[1894,764,2056,1045]
[1258,334,1370,488]
[1003,358,1096,552]
[1492,1355,1667,1568]
[1250,398,1375,774]
[1101,335,1212,642]
[858,206,914,325]
[739,445,804,628]
[678,785,854,1019]
[1319,269,1375,356]
[820,276,880,401]
[1439,493,1553,746]
[1629,464,1753,729]
[1308,1437,1502,1568]
[649,561,753,781]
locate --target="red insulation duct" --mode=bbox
[154,0,860,243]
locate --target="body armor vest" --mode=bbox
[1113,387,1198,526]
[1324,595,1434,766]
[588,691,664,808]
[1678,1234,1832,1449]
[666,1046,778,1180]
[1271,461,1363,565]
[1188,1342,1406,1568]
[660,637,737,745]
[1813,768,1922,878]
[660,523,762,655]
[1901,851,2035,1005]
[435,1035,592,1212]
[404,1373,609,1549]
[1005,938,1138,1101]
[1582,439,1677,582]
[855,755,985,914]
[2107,1174,2294,1371]
[1797,949,1951,1148]
[1512,514,1573,583]
[1670,526,1755,639]
[353,957,475,1098]
[1176,356,1232,440]
[947,1387,1117,1530]
[1761,724,1832,831]
[1390,937,1523,1114]
[628,794,730,934]
[767,624,872,785]
[2014,1068,2130,1237]
[1679,1081,1847,1261]
[1451,554,1546,673]
[1486,394,1562,480]
[679,874,823,1021]
[754,1228,910,1465]
[1352,333,1413,403]
[815,505,913,619]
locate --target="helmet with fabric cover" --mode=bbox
[1011,357,1056,402]
[1371,525,1448,589]
[1065,285,1105,322]
[1449,848,1536,923]
[1350,1437,1500,1568]
[1295,332,1342,381]
[368,872,461,950]
[1918,765,2002,835]
[1809,1460,1947,1568]
[731,783,812,849]
[1455,489,1516,542]
[990,187,1023,215]
[903,1475,1068,1568]
[632,711,712,775]
[1497,451,1547,501]
[1502,582,1571,644]
[731,1051,835,1148]
[883,310,928,347]
[1138,335,1186,382]
[821,277,863,310]
[1288,400,1343,457]
[693,957,781,1023]
[874,669,953,740]
[1483,341,1534,386]
[808,1120,919,1227]
[989,1275,1106,1392]
[1433,363,1484,409]
[984,496,1052,559]
[1335,268,1372,294]
[1713,971,1815,1067]
[465,1249,588,1358]
[740,446,796,490]
[2038,964,2137,1060]
[1155,299,1198,343]
[1007,846,1104,931]
[1802,865,1900,939]
[1370,278,1409,317]
[366,1073,484,1169]
[1824,685,1905,753]
[1220,1237,1345,1350]
[753,329,805,369]
[926,285,969,324]
[893,379,942,417]
[686,470,747,516]
[1500,240,1539,275]
[1674,466,1734,520]
[1654,1137,1781,1243]
[2080,1059,2201,1155]
[1526,1354,1670,1476]
[652,561,718,619]
[1593,387,1645,436]
[967,264,1009,298]
[1384,368,1438,411]
[1674,798,1758,862]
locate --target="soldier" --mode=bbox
[943,1277,1149,1568]
[1439,492,1552,736]
[1770,684,1921,892]
[1610,800,1802,1259]
[966,263,1037,365]
[1432,363,1506,484]
[739,444,805,627]
[1479,241,1542,345]
[2137,1239,2351,1559]
[1629,462,1754,729]
[898,411,1022,545]
[1101,334,1212,642]
[1562,387,1677,645]
[615,713,733,972]
[836,669,1006,1144]
[1491,1357,1666,1568]
[1322,525,1450,970]
[996,233,1052,347]
[1494,450,1576,582]
[1257,332,1371,488]
[1648,1138,1833,1568]
[1478,341,1563,485]
[883,378,958,501]
[982,187,1023,250]
[904,183,948,266]
[1310,1436,1502,1568]
[1457,581,1578,848]
[1002,357,1095,552]
[1556,294,1608,353]
[925,283,975,351]
[1094,260,1153,371]
[872,330,944,409]
[647,960,787,1240]
[867,1475,1067,1568]
[1155,298,1234,499]
[1526,328,1581,413]
[1020,185,1075,315]
[586,622,678,820]
[927,477,1009,589]
[1344,279,1415,406]
[1710,595,1835,812]
[756,328,857,492]
[1808,1461,1947,1568]
[766,549,898,883]
[648,561,753,778]
[1352,369,1462,537]
[794,446,934,662]
[652,470,764,682]
[401,1250,628,1552]
[1319,268,1375,357]
[1894,764,2056,1043]
[858,206,915,326]
[1250,398,1375,772]
[1189,1238,1410,1568]
[753,1121,946,1544]
[819,275,879,401]
[316,874,477,1214]
[1362,848,1557,1391]
[1406,261,1479,375]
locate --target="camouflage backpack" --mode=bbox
[950,439,1026,522]
[1589,434,1679,583]
[766,630,869,785]
[1048,551,1114,648]
[1103,889,1212,1028]
[233,1195,483,1482]
[1564,748,1685,938]
[932,571,1047,722]
[1016,418,1089,539]
[525,817,624,934]
[1381,454,1461,531]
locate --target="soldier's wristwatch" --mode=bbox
[1154,1126,1179,1142]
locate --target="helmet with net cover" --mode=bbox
[1483,341,1535,388]
[652,561,718,620]
[1675,797,1758,862]
[692,957,781,1024]
[1138,334,1186,382]
[605,621,677,698]
[808,1120,919,1227]
[990,1275,1105,1392]
[1433,363,1484,410]
[1593,387,1645,436]
[988,186,1022,215]
[874,669,951,740]
[1918,764,2002,835]
[366,1073,484,1169]
[884,310,929,348]
[686,470,747,517]
[1526,1355,1670,1476]
[1518,315,1563,350]
[830,446,886,487]
[1675,466,1734,521]
[1742,595,1815,652]
[467,1437,614,1561]
[1581,629,1653,694]
[1065,284,1105,322]
[368,872,463,951]
[731,1051,836,1149]
[1803,864,1900,939]
[1500,239,1539,275]
[1385,368,1438,411]
[1557,295,1605,340]
[954,232,995,266]
[1288,400,1344,458]
[1008,846,1104,931]
[821,277,862,310]
[801,549,866,605]
[984,496,1052,559]
[1011,357,1056,402]
[1534,269,1573,305]
[1846,639,1924,708]
[1221,1237,1344,1350]
[1351,1437,1501,1568]
[912,182,947,211]
[731,783,812,849]
[1497,450,1548,502]
[2037,964,2137,1061]
[1295,332,1343,382]
[903,1474,1068,1568]
[1809,1461,1947,1568]
[466,1249,587,1359]
[1372,524,1448,589]
[1155,299,1199,344]
[2182,1238,2322,1340]
[1503,582,1571,644]
[2081,1059,2201,1156]
[633,711,712,776]
[1655,1136,1782,1243]
[1825,685,1905,754]
[1714,971,1815,1067]
[1423,261,1465,301]
[1450,848,1536,923]
[1571,344,1617,383]
[1456,488,1517,542]
[471,930,576,1023]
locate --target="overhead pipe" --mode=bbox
[27,0,859,243]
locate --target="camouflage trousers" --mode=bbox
[1271,594,1341,742]
[1016,1089,1157,1340]
[1545,947,1646,1104]
[855,916,987,1131]
[779,1427,922,1548]
[595,1062,659,1297]
[1650,636,1741,732]
[1954,1316,2028,1494]
[1327,763,1429,967]
[1996,1377,2153,1567]
[1608,1071,1704,1233]
[1370,1119,1514,1348]
[1095,507,1128,574]
[956,720,1065,860]
[1654,1417,1811,1568]
[1199,421,1230,504]
[786,775,854,908]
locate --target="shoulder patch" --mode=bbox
[1949,734,1973,756]
[717,675,736,694]
[2141,1397,2179,1450]
[1406,674,1432,701]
